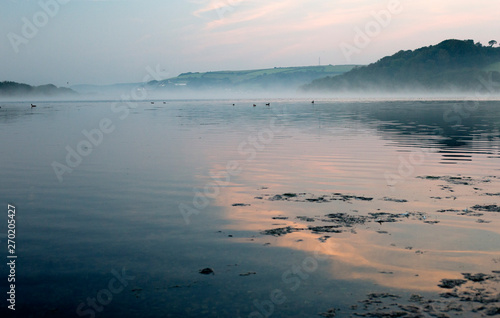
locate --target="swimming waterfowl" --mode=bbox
[31,104,36,108]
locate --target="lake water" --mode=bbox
[0,99,499,317]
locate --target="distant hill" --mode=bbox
[0,81,77,97]
[151,65,359,91]
[303,39,500,93]
[70,65,359,97]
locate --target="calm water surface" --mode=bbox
[0,99,499,317]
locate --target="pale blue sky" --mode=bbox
[1,0,499,86]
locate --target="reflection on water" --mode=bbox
[0,99,499,317]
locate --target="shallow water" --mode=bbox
[0,99,499,317]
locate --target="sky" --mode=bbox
[1,0,499,86]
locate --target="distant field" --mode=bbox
[166,65,358,85]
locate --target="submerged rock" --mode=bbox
[485,306,500,316]
[352,311,409,317]
[297,216,315,222]
[471,204,500,212]
[476,219,492,223]
[346,272,500,317]
[397,304,421,313]
[424,220,440,224]
[462,273,493,282]
[333,193,373,201]
[421,176,441,180]
[417,175,475,185]
[232,203,251,207]
[266,192,373,203]
[318,236,331,243]
[367,293,401,299]
[262,209,434,238]
[318,308,336,317]
[369,212,400,223]
[269,195,283,201]
[239,272,257,276]
[409,294,425,302]
[437,209,460,213]
[438,279,467,289]
[308,225,342,234]
[199,268,215,275]
[324,213,368,227]
[261,226,300,236]
[383,197,408,203]
[306,197,328,202]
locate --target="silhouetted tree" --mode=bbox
[489,40,497,47]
